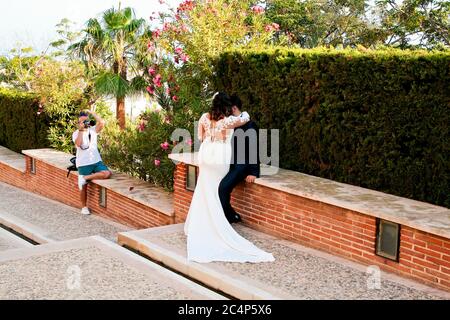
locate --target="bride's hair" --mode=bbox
[210,92,232,121]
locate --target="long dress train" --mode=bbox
[184,112,274,263]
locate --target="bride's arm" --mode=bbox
[223,111,250,129]
[198,113,206,142]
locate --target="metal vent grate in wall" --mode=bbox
[186,165,197,191]
[99,187,107,208]
[30,158,36,174]
[376,219,400,261]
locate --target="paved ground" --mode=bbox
[0,236,225,300]
[0,182,131,242]
[0,227,33,252]
[119,224,450,300]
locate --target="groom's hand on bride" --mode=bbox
[245,175,256,183]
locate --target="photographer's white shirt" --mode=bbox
[72,126,102,167]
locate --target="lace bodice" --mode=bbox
[198,112,250,143]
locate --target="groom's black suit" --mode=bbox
[219,119,260,223]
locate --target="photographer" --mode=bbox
[72,110,111,215]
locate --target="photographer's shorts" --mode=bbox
[78,161,109,176]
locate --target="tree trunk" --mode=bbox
[117,97,125,130]
[115,58,127,130]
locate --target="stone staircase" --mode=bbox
[118,224,450,300]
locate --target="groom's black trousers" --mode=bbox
[219,165,248,221]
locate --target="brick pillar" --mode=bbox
[174,163,193,223]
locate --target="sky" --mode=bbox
[0,0,181,55]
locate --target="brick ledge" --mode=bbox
[169,152,450,239]
[23,148,174,217]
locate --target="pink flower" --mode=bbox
[186,139,193,146]
[163,22,171,32]
[159,0,165,4]
[180,53,189,62]
[172,95,179,102]
[165,87,171,95]
[252,5,265,14]
[153,74,162,87]
[146,86,155,95]
[148,67,156,75]
[265,23,280,32]
[154,159,161,166]
[178,0,195,12]
[137,121,146,132]
[152,29,161,39]
[160,141,170,150]
[175,47,183,54]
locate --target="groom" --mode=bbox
[219,94,260,224]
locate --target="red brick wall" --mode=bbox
[173,163,450,292]
[25,156,82,208]
[399,227,450,290]
[0,156,173,229]
[87,184,173,229]
[0,162,27,190]
[174,164,190,224]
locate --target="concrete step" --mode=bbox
[118,224,450,300]
[0,227,33,252]
[0,235,226,299]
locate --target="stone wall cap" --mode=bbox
[169,152,450,239]
[23,148,174,216]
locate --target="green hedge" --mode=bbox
[213,47,450,207]
[0,88,49,152]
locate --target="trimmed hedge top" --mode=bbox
[0,88,49,152]
[214,47,450,207]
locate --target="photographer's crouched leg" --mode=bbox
[78,161,112,215]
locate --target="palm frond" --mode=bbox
[85,18,104,41]
[129,75,147,94]
[95,71,130,98]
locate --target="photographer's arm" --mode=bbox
[74,128,85,148]
[87,110,106,133]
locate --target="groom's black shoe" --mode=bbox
[228,213,242,224]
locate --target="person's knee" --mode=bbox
[97,170,111,179]
[219,180,231,194]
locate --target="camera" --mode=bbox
[82,119,96,129]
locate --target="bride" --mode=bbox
[184,92,275,263]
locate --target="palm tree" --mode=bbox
[70,6,150,129]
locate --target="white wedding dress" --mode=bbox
[184,112,275,263]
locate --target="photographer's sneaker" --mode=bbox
[80,207,91,215]
[78,175,87,190]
